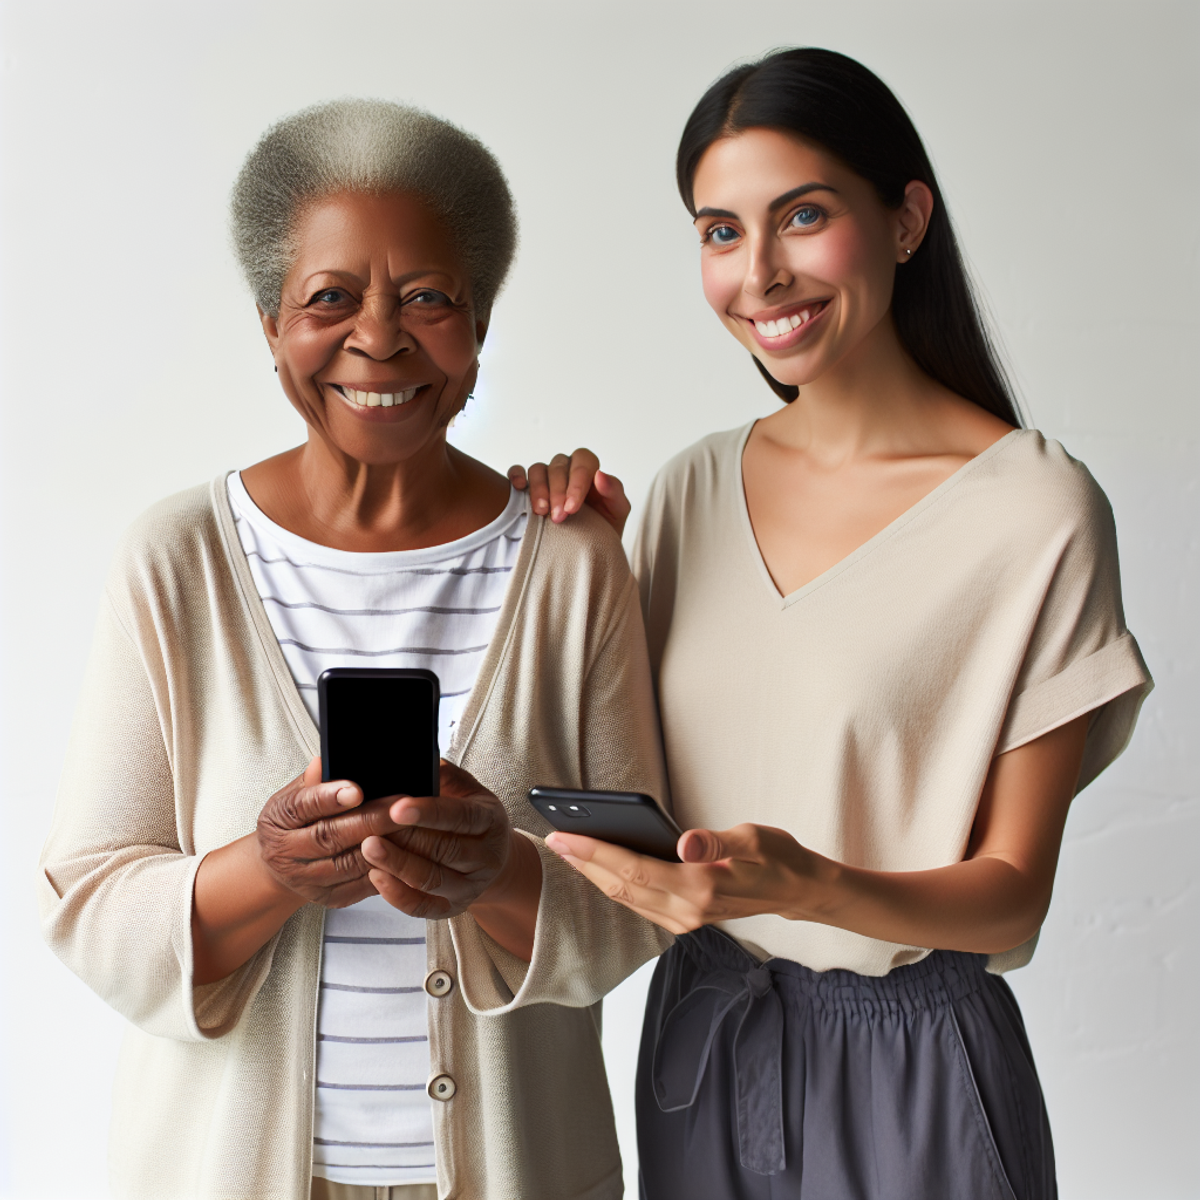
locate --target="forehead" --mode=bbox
[692,129,853,208]
[288,190,466,278]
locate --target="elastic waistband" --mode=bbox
[676,926,988,1016]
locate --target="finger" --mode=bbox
[388,792,501,838]
[561,448,601,516]
[507,464,528,489]
[322,875,380,909]
[546,454,572,522]
[362,835,468,899]
[435,760,488,799]
[303,755,323,786]
[270,778,363,833]
[593,470,632,520]
[526,462,551,515]
[369,868,453,919]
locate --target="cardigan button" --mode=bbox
[428,1073,457,1102]
[424,970,454,998]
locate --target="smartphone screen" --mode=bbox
[318,668,440,801]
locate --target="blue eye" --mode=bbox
[313,288,348,304]
[407,289,450,305]
[790,206,822,228]
[709,224,739,246]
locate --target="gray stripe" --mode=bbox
[281,639,488,658]
[321,982,423,994]
[245,549,512,578]
[319,1034,428,1044]
[262,597,502,617]
[314,1138,435,1148]
[314,1162,437,1169]
[324,936,426,945]
[317,1081,426,1091]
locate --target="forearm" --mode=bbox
[794,852,1050,955]
[467,832,542,962]
[191,833,306,985]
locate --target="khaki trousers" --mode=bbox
[311,1178,438,1200]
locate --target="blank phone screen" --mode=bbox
[320,670,439,801]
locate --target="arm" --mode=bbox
[547,713,1089,954]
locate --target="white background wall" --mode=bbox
[1,2,1195,1197]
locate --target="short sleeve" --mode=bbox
[995,474,1152,790]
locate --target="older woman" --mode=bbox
[38,100,669,1200]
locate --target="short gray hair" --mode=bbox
[230,98,518,318]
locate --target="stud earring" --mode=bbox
[905,248,912,256]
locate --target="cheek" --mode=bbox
[700,256,743,321]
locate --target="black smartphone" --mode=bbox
[318,668,440,801]
[528,787,683,861]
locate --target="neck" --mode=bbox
[765,314,957,465]
[243,430,509,553]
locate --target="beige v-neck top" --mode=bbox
[632,424,1151,976]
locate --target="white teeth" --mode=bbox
[756,308,819,338]
[343,385,421,407]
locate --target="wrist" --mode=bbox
[783,850,845,924]
[473,828,536,913]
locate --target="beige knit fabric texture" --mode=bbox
[632,425,1152,976]
[39,478,672,1200]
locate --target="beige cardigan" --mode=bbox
[39,478,672,1200]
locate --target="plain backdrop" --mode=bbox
[1,2,1196,1198]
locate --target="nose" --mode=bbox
[744,231,793,300]
[344,291,414,360]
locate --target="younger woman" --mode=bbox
[520,48,1151,1199]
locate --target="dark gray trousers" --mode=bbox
[637,927,1055,1200]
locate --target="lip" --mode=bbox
[326,382,432,421]
[743,299,830,353]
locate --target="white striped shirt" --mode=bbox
[227,473,527,1186]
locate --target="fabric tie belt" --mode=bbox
[648,926,789,1175]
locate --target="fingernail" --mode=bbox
[551,506,562,521]
[336,787,359,807]
[536,499,548,512]
[564,498,577,513]
[545,834,566,854]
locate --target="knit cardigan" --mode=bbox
[39,477,672,1200]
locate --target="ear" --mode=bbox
[258,304,281,356]
[895,180,934,262]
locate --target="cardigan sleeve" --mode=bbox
[449,571,674,1014]
[37,589,277,1042]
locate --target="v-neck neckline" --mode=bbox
[733,421,1024,609]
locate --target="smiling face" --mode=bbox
[261,190,484,467]
[691,128,927,390]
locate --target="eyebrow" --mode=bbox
[694,181,839,221]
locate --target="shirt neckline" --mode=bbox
[732,421,1028,609]
[227,471,528,569]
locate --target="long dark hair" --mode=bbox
[677,48,1021,425]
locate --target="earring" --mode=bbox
[905,248,912,256]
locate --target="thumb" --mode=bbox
[678,824,761,864]
[303,755,323,786]
[678,828,728,863]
